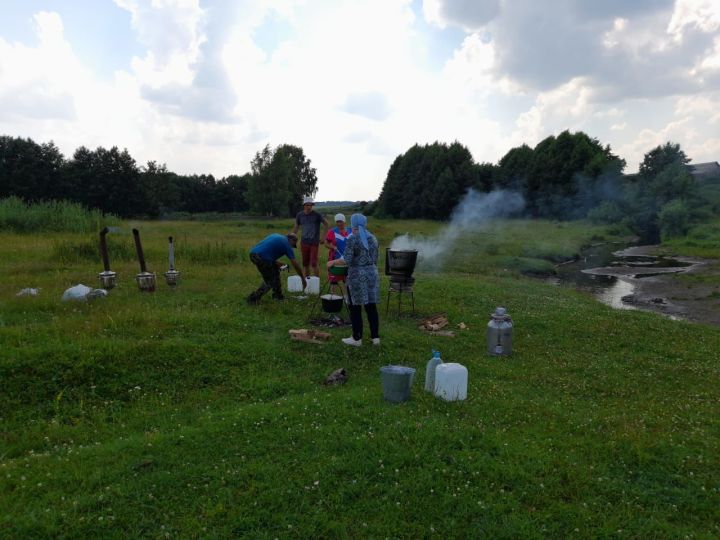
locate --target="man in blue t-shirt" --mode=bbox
[247,233,306,304]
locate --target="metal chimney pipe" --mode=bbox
[97,227,117,289]
[164,236,181,287]
[132,228,148,273]
[168,236,175,270]
[99,227,111,272]
[132,228,156,292]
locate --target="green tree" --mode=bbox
[639,142,689,180]
[622,142,699,242]
[215,174,250,212]
[63,146,145,217]
[246,145,291,216]
[246,144,317,217]
[140,161,177,217]
[0,136,65,201]
[376,141,480,219]
[273,144,318,216]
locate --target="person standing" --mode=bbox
[328,214,380,346]
[293,196,329,278]
[324,213,350,293]
[247,233,306,304]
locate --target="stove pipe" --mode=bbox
[99,227,111,272]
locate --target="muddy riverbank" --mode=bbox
[600,245,720,325]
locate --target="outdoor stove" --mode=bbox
[164,236,181,287]
[385,248,418,314]
[98,227,117,289]
[132,228,156,292]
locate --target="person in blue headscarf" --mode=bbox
[327,213,380,346]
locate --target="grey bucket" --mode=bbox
[380,365,416,403]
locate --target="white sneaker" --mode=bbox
[372,338,381,346]
[342,337,362,347]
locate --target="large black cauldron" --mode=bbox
[385,248,418,277]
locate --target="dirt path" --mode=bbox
[612,246,720,326]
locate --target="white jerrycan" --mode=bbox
[433,363,468,401]
[287,275,303,293]
[305,276,320,295]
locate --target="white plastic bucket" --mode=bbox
[287,275,303,293]
[433,363,468,401]
[305,276,320,295]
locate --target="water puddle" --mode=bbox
[553,243,693,316]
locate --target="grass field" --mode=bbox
[1,216,719,538]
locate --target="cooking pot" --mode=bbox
[321,294,344,313]
[329,264,348,276]
[385,248,418,276]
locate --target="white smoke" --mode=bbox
[389,189,525,269]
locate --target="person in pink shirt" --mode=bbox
[324,213,350,293]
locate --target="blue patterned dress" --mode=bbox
[343,233,380,305]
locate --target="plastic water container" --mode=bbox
[433,363,468,401]
[424,350,443,392]
[305,276,320,295]
[380,365,416,403]
[287,275,303,293]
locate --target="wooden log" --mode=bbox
[420,313,448,325]
[289,329,331,343]
[426,330,455,337]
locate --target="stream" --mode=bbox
[551,243,694,318]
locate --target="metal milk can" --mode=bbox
[487,306,513,356]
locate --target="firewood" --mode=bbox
[420,313,447,325]
[289,329,331,343]
[427,330,455,337]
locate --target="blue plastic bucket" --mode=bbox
[380,365,416,403]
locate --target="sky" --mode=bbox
[1,0,719,201]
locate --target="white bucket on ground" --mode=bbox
[287,275,303,293]
[305,276,320,295]
[433,363,468,401]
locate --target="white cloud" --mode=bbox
[1,0,719,202]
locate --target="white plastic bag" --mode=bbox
[61,284,93,302]
[16,288,40,297]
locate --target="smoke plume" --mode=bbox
[389,189,525,270]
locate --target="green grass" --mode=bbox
[662,217,720,259]
[1,218,719,538]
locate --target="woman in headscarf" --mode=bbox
[327,213,380,346]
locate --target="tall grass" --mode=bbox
[186,241,245,264]
[53,238,136,265]
[0,197,118,233]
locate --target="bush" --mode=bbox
[587,201,624,224]
[0,197,118,233]
[659,198,691,240]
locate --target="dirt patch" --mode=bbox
[615,246,720,326]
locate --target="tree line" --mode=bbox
[374,132,714,242]
[2,131,715,242]
[0,136,317,218]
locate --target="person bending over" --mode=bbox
[247,233,306,304]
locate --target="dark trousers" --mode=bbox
[248,253,283,302]
[348,302,379,341]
